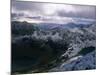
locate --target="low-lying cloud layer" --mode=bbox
[11,1,96,24]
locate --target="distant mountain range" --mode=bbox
[11,20,96,31]
[35,22,95,30]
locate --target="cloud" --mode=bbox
[11,1,96,23]
[12,1,44,15]
[56,5,96,19]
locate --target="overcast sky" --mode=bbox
[11,1,96,24]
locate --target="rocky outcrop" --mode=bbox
[49,51,96,72]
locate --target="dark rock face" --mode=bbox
[78,46,95,55]
[12,36,68,73]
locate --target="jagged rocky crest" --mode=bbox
[11,21,96,74]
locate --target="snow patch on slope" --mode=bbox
[49,51,96,72]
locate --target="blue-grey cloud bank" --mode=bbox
[11,1,96,24]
